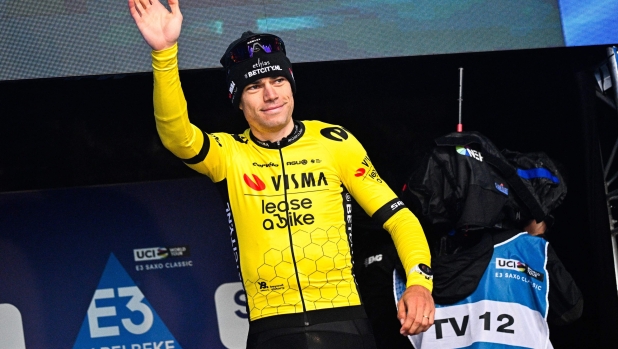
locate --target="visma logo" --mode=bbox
[244,174,266,191]
[72,254,182,349]
[271,172,328,191]
[215,282,249,349]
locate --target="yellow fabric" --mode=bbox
[384,209,433,290]
[152,45,432,321]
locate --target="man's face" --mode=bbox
[239,76,294,137]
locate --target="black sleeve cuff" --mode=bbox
[372,198,407,226]
[182,132,210,165]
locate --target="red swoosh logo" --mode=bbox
[355,168,366,177]
[244,174,266,191]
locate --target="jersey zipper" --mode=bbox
[277,140,309,325]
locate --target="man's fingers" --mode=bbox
[427,309,435,331]
[128,0,141,18]
[398,297,419,335]
[136,0,150,10]
[411,305,426,334]
[396,298,407,325]
[397,298,416,334]
[418,307,434,333]
[397,285,435,335]
[414,298,435,333]
[168,0,181,13]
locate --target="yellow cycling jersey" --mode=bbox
[151,44,432,323]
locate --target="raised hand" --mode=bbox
[128,0,183,51]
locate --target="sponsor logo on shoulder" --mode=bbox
[356,155,383,183]
[232,134,248,144]
[210,133,223,147]
[320,127,349,142]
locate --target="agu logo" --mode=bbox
[244,174,266,191]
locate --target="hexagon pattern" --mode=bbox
[244,225,360,319]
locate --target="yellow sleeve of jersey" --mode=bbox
[384,209,433,290]
[151,44,221,178]
[324,125,432,290]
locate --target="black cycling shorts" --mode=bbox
[246,318,378,349]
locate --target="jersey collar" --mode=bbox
[250,120,305,149]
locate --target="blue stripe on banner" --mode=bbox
[517,168,559,183]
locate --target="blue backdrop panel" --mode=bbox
[0,178,245,349]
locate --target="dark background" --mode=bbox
[2,44,618,347]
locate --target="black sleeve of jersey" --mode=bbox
[371,198,407,227]
[546,243,583,326]
[182,131,210,165]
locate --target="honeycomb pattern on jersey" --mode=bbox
[244,224,359,319]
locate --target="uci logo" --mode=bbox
[496,258,520,270]
[133,247,168,262]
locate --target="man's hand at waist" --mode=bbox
[397,285,435,336]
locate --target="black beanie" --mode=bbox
[220,31,296,109]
